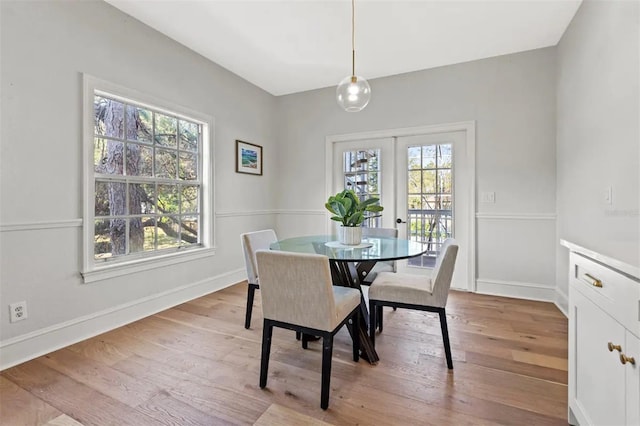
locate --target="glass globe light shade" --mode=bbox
[336,75,371,112]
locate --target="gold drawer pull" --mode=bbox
[608,342,622,352]
[584,273,603,288]
[620,354,636,365]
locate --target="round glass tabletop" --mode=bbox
[270,235,427,262]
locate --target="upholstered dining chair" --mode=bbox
[255,249,361,410]
[368,238,459,369]
[240,229,278,329]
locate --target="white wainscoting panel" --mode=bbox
[0,268,245,370]
[476,213,557,303]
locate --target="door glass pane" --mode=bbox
[422,170,436,193]
[342,149,381,228]
[407,143,453,268]
[408,170,421,194]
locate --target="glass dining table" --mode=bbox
[270,234,428,364]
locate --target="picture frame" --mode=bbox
[235,140,263,175]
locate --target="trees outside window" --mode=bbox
[92,93,203,262]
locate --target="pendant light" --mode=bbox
[336,0,371,112]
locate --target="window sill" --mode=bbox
[81,247,216,284]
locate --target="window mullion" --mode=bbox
[91,89,205,265]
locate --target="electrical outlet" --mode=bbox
[480,191,496,203]
[9,301,27,323]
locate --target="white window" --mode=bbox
[82,76,214,283]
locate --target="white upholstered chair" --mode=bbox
[255,249,361,410]
[368,238,459,369]
[240,229,278,329]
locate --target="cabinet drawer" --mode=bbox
[571,253,640,336]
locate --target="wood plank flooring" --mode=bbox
[0,283,568,425]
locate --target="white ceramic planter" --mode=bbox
[339,226,362,245]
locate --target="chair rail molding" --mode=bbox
[216,209,326,218]
[0,219,83,232]
[475,213,556,220]
[216,209,277,218]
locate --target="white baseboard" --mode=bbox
[475,278,557,303]
[0,268,246,371]
[554,287,569,317]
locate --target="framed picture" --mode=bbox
[235,140,263,175]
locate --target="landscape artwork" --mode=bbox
[242,148,257,169]
[236,140,263,175]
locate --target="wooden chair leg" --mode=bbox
[320,334,334,410]
[245,284,257,329]
[369,301,377,349]
[438,309,453,369]
[259,320,273,388]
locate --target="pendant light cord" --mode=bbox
[351,0,355,77]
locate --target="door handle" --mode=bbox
[396,218,406,224]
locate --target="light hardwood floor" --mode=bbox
[0,283,568,425]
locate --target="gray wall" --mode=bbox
[275,48,558,299]
[556,0,640,297]
[0,0,278,365]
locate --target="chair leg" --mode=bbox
[302,333,309,349]
[369,301,377,350]
[259,320,273,388]
[438,309,453,369]
[295,331,301,340]
[352,311,360,362]
[245,284,258,329]
[377,305,384,332]
[320,334,334,410]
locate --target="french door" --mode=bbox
[331,138,395,230]
[395,131,470,289]
[328,124,475,291]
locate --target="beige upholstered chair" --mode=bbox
[368,238,459,369]
[256,250,361,410]
[361,227,398,284]
[240,229,278,329]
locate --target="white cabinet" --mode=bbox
[564,242,640,426]
[570,289,626,425]
[626,331,639,425]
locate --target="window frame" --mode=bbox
[81,74,215,283]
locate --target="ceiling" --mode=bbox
[105,0,582,96]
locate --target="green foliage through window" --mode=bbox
[93,94,202,261]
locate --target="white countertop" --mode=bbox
[561,239,640,281]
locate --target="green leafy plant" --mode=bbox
[325,189,384,227]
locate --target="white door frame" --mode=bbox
[325,121,477,292]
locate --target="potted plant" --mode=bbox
[325,189,384,245]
